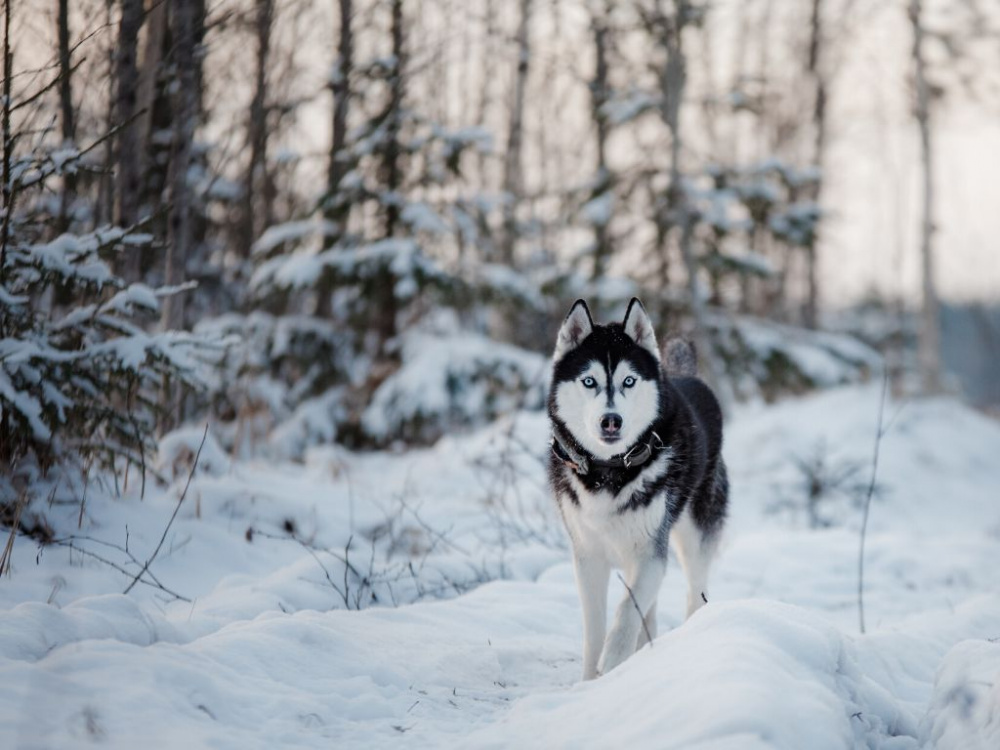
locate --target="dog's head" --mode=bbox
[549,298,662,460]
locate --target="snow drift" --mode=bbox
[1,385,999,748]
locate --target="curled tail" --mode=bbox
[664,337,698,377]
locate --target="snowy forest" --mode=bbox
[2,0,1000,747]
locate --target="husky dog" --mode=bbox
[548,298,728,680]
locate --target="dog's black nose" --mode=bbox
[600,413,623,434]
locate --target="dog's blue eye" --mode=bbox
[582,376,597,388]
[623,376,636,388]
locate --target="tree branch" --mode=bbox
[123,423,208,595]
[857,370,888,634]
[617,572,654,648]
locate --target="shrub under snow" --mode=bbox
[362,326,549,445]
[712,314,881,401]
[1,228,214,489]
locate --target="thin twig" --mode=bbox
[295,537,350,607]
[9,57,86,115]
[396,494,469,556]
[343,535,352,607]
[250,528,354,607]
[126,375,147,499]
[1,492,27,576]
[253,527,367,580]
[78,457,93,528]
[53,538,190,601]
[617,572,653,648]
[14,110,146,193]
[123,423,208,595]
[858,371,888,634]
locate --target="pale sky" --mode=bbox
[820,1,1000,306]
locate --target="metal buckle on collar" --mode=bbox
[622,443,641,468]
[623,443,648,468]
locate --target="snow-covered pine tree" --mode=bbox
[0,13,214,507]
[568,2,843,403]
[219,0,541,452]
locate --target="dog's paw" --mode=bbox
[597,635,633,676]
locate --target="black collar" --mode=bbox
[551,429,664,476]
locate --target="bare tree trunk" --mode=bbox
[383,0,404,241]
[137,1,167,151]
[96,0,115,226]
[137,0,168,220]
[159,0,200,430]
[1,0,12,294]
[56,0,74,146]
[162,0,198,333]
[427,1,448,128]
[730,0,751,164]
[500,0,532,267]
[56,0,76,233]
[0,0,10,460]
[654,214,670,292]
[696,10,721,157]
[115,0,143,278]
[910,0,943,393]
[589,6,612,281]
[458,0,472,142]
[803,0,826,329]
[327,0,353,215]
[476,0,497,193]
[658,0,732,416]
[238,0,274,258]
[316,0,353,320]
[192,0,207,115]
[534,0,562,259]
[374,0,405,354]
[754,0,775,158]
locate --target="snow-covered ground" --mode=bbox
[2,384,999,748]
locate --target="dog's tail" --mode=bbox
[663,337,698,377]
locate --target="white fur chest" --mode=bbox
[561,451,673,568]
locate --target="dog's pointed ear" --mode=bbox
[554,300,594,361]
[623,297,659,360]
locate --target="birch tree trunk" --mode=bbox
[500,0,532,267]
[910,0,943,394]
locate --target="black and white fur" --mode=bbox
[548,298,728,680]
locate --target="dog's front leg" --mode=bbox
[598,557,666,676]
[573,553,610,681]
